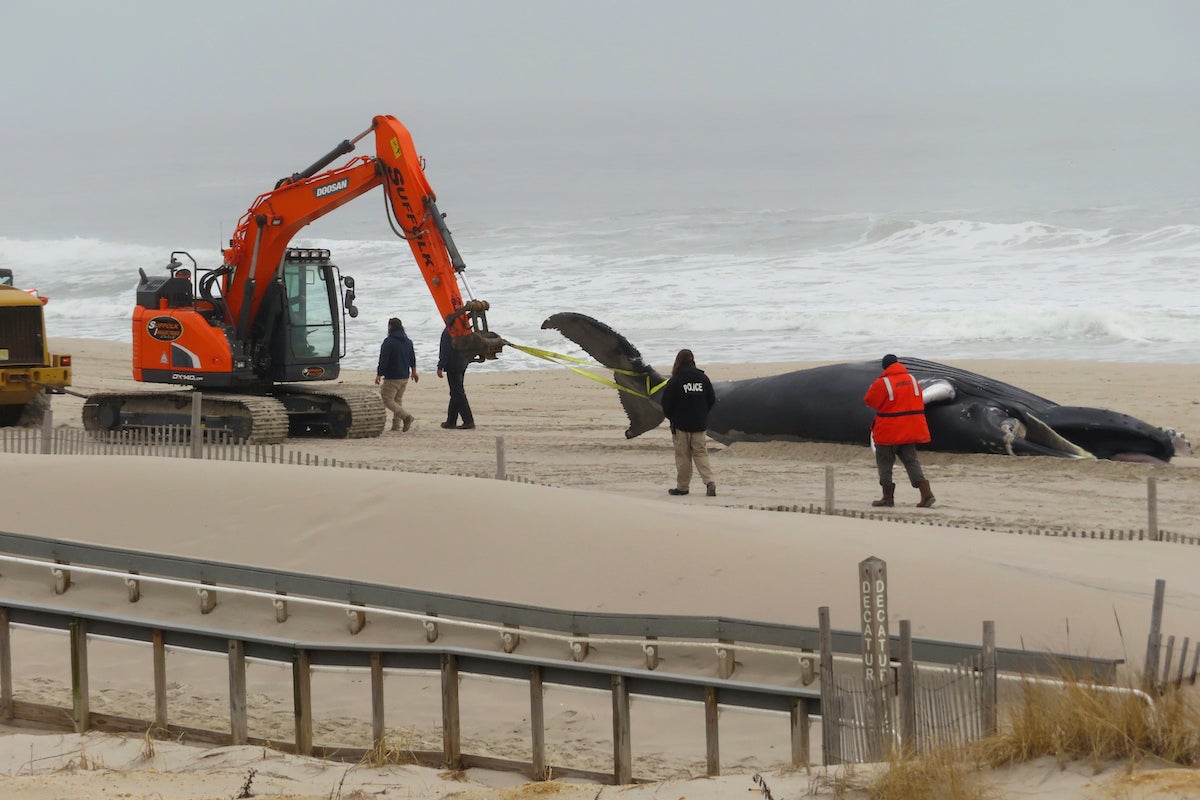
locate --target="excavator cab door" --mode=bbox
[268,248,343,382]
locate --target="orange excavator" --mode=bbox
[83,115,504,442]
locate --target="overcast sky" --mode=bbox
[2,1,1198,241]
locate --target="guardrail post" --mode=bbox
[347,602,367,635]
[571,637,590,662]
[199,581,216,614]
[423,614,440,642]
[643,636,660,670]
[53,561,71,594]
[501,623,520,653]
[441,653,462,769]
[0,609,12,719]
[69,617,89,733]
[717,638,736,679]
[294,649,313,756]
[370,652,385,747]
[790,697,810,767]
[229,639,247,744]
[530,666,547,780]
[704,685,720,776]
[153,629,167,730]
[274,591,289,623]
[612,674,632,785]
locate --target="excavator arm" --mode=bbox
[221,115,502,360]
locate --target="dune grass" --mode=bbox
[863,674,1200,800]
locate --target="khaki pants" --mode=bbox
[380,378,413,429]
[673,429,714,491]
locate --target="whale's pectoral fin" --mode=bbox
[542,312,667,438]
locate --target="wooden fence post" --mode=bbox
[981,621,997,737]
[824,466,835,513]
[898,620,915,754]
[530,666,547,780]
[191,392,203,459]
[790,697,810,767]
[1144,579,1166,692]
[70,617,89,733]
[0,609,11,719]
[229,639,247,745]
[818,606,840,765]
[153,629,167,730]
[294,649,313,756]
[441,653,462,769]
[496,436,507,480]
[704,685,720,776]
[1147,477,1159,542]
[612,674,632,784]
[370,652,384,747]
[40,409,52,454]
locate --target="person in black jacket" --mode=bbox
[437,319,475,430]
[375,317,418,432]
[659,348,717,496]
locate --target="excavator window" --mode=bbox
[282,258,336,360]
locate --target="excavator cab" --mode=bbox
[255,248,351,382]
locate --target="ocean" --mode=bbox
[4,204,1198,374]
[3,101,1198,374]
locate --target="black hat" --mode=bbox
[881,354,898,369]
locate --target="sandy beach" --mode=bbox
[0,338,1198,798]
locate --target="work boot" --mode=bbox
[916,480,936,508]
[706,482,717,497]
[871,483,895,507]
[668,488,689,496]
[391,418,403,432]
[402,416,413,432]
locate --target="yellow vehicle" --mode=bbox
[0,280,71,427]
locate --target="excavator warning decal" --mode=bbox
[147,316,183,342]
[390,137,401,159]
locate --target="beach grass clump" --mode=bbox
[867,747,992,800]
[975,676,1200,768]
[360,732,421,767]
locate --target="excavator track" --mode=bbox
[83,391,292,444]
[277,384,386,439]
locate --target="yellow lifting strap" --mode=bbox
[506,342,669,399]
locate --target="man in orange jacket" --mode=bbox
[863,354,936,508]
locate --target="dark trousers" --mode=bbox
[875,443,925,487]
[444,370,474,426]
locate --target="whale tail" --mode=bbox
[541,312,667,438]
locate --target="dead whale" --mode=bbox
[541,312,1178,463]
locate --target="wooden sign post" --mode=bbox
[859,556,892,758]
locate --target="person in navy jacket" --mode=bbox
[659,348,717,496]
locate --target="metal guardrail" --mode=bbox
[0,599,821,782]
[0,529,1121,680]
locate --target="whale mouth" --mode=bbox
[1004,412,1094,458]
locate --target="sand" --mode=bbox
[0,337,1197,798]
